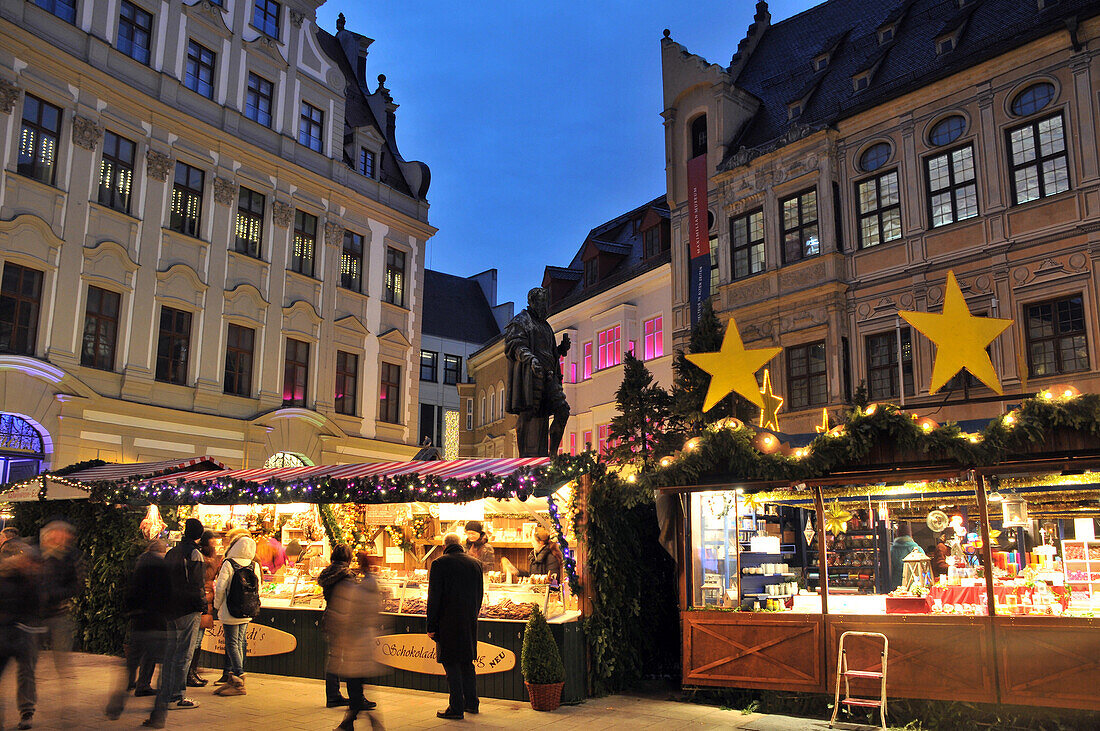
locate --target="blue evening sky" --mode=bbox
[318,2,816,309]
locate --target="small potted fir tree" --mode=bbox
[520,605,566,711]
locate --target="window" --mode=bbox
[184,41,216,99]
[730,210,765,280]
[155,306,191,385]
[245,73,274,127]
[926,145,978,227]
[866,329,914,402]
[780,189,820,263]
[340,230,363,292]
[1025,296,1089,377]
[466,398,473,430]
[18,95,61,185]
[443,354,461,385]
[859,143,891,172]
[488,390,495,422]
[570,362,577,383]
[282,338,309,407]
[853,74,870,92]
[709,236,719,292]
[359,148,375,178]
[788,102,802,120]
[384,248,405,307]
[81,286,120,370]
[231,187,264,258]
[597,424,611,455]
[480,394,485,426]
[419,403,437,447]
[878,25,894,44]
[1010,83,1056,117]
[223,323,254,397]
[597,325,621,370]
[0,263,44,355]
[643,226,662,258]
[644,317,664,361]
[786,341,827,410]
[252,0,280,38]
[379,363,401,423]
[32,0,76,23]
[582,342,592,379]
[583,430,592,450]
[1008,114,1069,205]
[569,433,576,456]
[335,351,358,416]
[584,258,597,288]
[117,1,153,65]
[937,37,955,55]
[170,162,204,237]
[291,210,316,276]
[928,115,966,146]
[690,114,707,158]
[298,101,323,152]
[98,131,135,213]
[420,350,438,382]
[857,170,902,248]
[813,55,828,72]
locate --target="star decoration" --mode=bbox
[899,271,1013,395]
[742,492,765,514]
[815,408,830,434]
[686,317,781,412]
[824,500,852,536]
[758,369,783,431]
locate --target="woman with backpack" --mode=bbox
[212,534,260,696]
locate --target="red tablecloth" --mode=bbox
[929,585,1034,606]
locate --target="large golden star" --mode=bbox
[899,271,1013,395]
[758,368,783,431]
[686,317,781,412]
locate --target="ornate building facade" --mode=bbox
[0,0,434,474]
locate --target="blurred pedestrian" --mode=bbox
[319,545,362,709]
[0,534,39,731]
[212,533,259,696]
[254,531,286,574]
[325,546,384,731]
[38,520,82,682]
[106,539,169,720]
[145,518,205,728]
[427,533,483,720]
[186,531,217,688]
[0,541,41,731]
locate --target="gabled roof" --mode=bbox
[722,0,1100,162]
[422,270,501,345]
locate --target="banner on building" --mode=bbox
[687,154,710,325]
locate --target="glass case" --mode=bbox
[376,573,567,620]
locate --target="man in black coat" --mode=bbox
[426,533,483,720]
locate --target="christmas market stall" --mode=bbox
[86,456,590,704]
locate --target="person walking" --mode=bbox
[106,539,170,720]
[0,541,41,731]
[145,518,206,728]
[38,521,82,683]
[212,533,260,696]
[318,545,377,712]
[213,528,250,686]
[186,531,217,688]
[0,532,38,731]
[426,533,483,720]
[324,552,385,731]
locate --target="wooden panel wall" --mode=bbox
[994,616,1100,711]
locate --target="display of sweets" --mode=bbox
[479,599,535,620]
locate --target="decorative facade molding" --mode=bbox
[324,221,344,246]
[272,201,293,228]
[71,115,102,150]
[212,177,236,206]
[145,150,173,182]
[290,10,305,27]
[0,78,19,114]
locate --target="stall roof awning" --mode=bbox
[0,456,228,502]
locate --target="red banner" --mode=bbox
[686,154,709,260]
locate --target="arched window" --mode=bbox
[690,114,707,158]
[859,142,892,172]
[1011,83,1056,117]
[264,452,312,468]
[480,394,486,426]
[928,116,966,146]
[488,389,495,423]
[0,414,45,483]
[497,381,505,420]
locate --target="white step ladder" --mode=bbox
[828,631,888,730]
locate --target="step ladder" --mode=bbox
[828,631,888,730]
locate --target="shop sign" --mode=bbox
[373,633,515,675]
[364,503,399,523]
[200,620,297,657]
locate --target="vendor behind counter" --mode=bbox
[463,521,495,573]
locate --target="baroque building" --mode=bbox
[0,0,434,477]
[662,0,1100,434]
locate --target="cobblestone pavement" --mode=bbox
[0,653,878,730]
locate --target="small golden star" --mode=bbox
[686,318,781,412]
[758,368,783,431]
[815,408,830,434]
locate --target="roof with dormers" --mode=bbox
[422,270,502,345]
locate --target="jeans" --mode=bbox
[222,622,248,677]
[16,627,36,715]
[151,612,200,719]
[42,614,73,678]
[442,661,477,713]
[0,627,32,715]
[127,628,164,692]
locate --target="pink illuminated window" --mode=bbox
[597,424,611,455]
[583,342,592,379]
[583,430,592,450]
[570,433,576,455]
[570,363,577,383]
[644,316,664,360]
[596,325,621,370]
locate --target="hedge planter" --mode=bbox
[524,680,564,711]
[521,605,566,711]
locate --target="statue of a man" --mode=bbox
[504,287,571,457]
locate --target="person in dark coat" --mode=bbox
[38,520,82,681]
[106,539,169,720]
[0,532,39,730]
[317,545,376,713]
[463,521,495,574]
[932,528,954,580]
[187,531,217,688]
[0,541,41,731]
[427,533,484,720]
[500,527,563,584]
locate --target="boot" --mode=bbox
[335,710,356,731]
[186,669,207,687]
[213,674,246,696]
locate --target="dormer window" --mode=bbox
[937,36,956,55]
[788,102,802,120]
[878,25,894,44]
[853,73,871,92]
[813,54,829,72]
[584,258,597,287]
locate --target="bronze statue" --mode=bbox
[504,287,571,457]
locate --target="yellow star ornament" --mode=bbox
[898,271,1013,395]
[825,500,853,537]
[686,318,781,412]
[758,369,783,431]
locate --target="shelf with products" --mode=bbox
[806,520,888,595]
[1061,540,1100,603]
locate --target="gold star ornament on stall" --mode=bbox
[824,500,853,536]
[686,317,781,412]
[899,271,1013,395]
[758,369,783,431]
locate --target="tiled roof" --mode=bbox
[422,270,501,344]
[723,0,1100,163]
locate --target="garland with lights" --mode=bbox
[546,490,581,595]
[384,524,414,553]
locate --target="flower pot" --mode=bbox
[524,681,564,711]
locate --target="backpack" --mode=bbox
[226,560,261,619]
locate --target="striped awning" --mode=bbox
[65,456,227,483]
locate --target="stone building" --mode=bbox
[662,0,1100,434]
[0,0,434,477]
[459,196,672,457]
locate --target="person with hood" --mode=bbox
[145,518,205,728]
[462,521,495,574]
[212,533,260,696]
[38,520,82,683]
[106,539,169,720]
[318,545,377,712]
[890,522,922,590]
[324,548,384,731]
[427,533,484,720]
[0,541,41,731]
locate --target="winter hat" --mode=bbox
[183,518,204,542]
[464,520,484,536]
